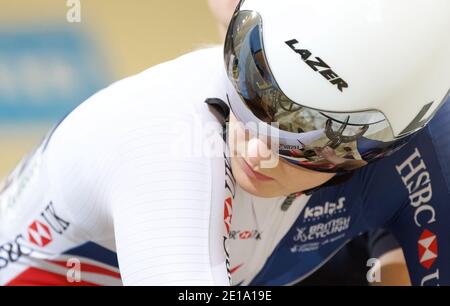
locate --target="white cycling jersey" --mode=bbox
[0,46,357,287]
[226,188,311,285]
[0,47,235,286]
[2,45,433,287]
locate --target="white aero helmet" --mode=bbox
[224,0,450,173]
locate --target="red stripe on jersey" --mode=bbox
[230,264,243,274]
[46,260,121,279]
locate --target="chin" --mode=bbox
[236,177,279,198]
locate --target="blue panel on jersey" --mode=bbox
[427,98,450,192]
[63,242,119,268]
[247,100,450,285]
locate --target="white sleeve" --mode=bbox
[46,103,229,285]
[43,49,231,286]
[109,115,229,285]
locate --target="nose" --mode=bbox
[246,137,276,169]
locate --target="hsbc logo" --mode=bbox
[229,230,262,240]
[224,197,233,235]
[224,153,235,236]
[396,148,439,285]
[223,154,236,283]
[0,201,70,270]
[418,229,438,270]
[0,235,32,269]
[28,221,52,247]
[26,201,70,249]
[396,149,436,228]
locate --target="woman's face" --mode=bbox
[229,112,336,197]
[213,1,336,197]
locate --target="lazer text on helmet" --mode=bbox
[285,39,348,92]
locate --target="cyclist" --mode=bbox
[1,0,449,286]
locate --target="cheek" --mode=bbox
[228,119,247,155]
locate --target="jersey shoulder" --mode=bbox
[86,45,226,116]
[42,46,228,195]
[424,98,450,185]
[426,98,450,144]
[46,46,226,150]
